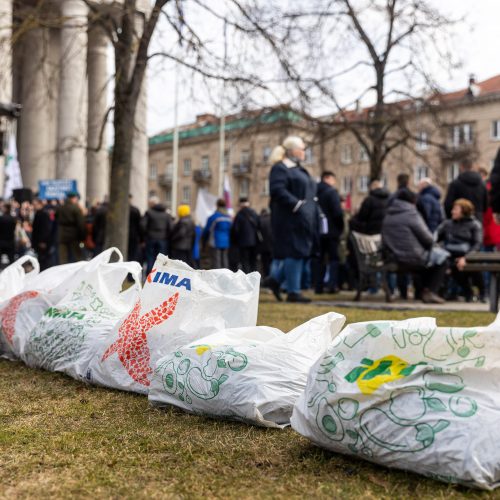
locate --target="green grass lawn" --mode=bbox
[0,297,497,499]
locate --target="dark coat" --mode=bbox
[129,205,143,245]
[258,212,273,254]
[417,185,444,233]
[142,204,173,241]
[56,201,85,244]
[269,160,318,259]
[92,203,108,248]
[232,206,259,248]
[382,199,434,267]
[490,148,500,213]
[32,208,53,249]
[316,181,344,239]
[436,217,482,256]
[0,213,16,248]
[444,171,488,220]
[171,216,196,252]
[350,188,390,235]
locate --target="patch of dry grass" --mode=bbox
[0,298,497,498]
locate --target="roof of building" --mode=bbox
[149,108,303,146]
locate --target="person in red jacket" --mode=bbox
[480,167,500,250]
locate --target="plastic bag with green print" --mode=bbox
[88,255,261,396]
[0,258,89,360]
[148,312,346,428]
[291,316,500,490]
[22,248,142,382]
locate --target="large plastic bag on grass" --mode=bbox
[0,255,39,301]
[291,317,500,490]
[87,255,260,395]
[149,312,346,427]
[23,249,142,380]
[0,260,89,360]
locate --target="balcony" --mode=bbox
[193,169,212,184]
[158,171,173,186]
[439,142,476,161]
[232,162,252,176]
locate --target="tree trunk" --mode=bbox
[105,95,136,255]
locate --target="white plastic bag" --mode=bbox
[0,255,40,301]
[0,261,90,360]
[23,249,142,381]
[291,317,500,490]
[149,312,346,427]
[87,255,260,394]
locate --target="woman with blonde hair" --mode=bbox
[264,136,318,303]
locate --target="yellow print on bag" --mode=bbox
[345,355,426,394]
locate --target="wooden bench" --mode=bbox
[349,231,396,303]
[463,252,500,313]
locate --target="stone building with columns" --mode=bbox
[0,0,150,210]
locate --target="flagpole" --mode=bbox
[218,20,227,198]
[171,64,179,212]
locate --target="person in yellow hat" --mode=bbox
[170,204,195,265]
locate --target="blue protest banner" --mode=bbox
[38,179,78,200]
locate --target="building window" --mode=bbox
[165,189,172,206]
[447,162,460,182]
[263,146,272,163]
[414,165,429,184]
[357,175,369,193]
[240,178,249,198]
[416,130,429,151]
[492,120,500,140]
[359,145,369,162]
[340,144,353,165]
[261,179,270,196]
[450,123,473,147]
[241,150,250,165]
[183,159,191,176]
[223,150,230,171]
[201,155,210,171]
[341,176,353,194]
[149,164,157,181]
[304,147,313,164]
[182,185,191,204]
[166,162,173,175]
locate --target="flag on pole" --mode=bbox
[195,188,217,227]
[3,133,22,200]
[223,174,234,216]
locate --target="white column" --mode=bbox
[57,0,88,197]
[18,27,52,190]
[0,0,12,196]
[129,6,150,213]
[87,24,109,203]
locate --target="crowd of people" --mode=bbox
[263,136,500,304]
[1,139,500,306]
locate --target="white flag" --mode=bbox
[3,133,22,200]
[195,188,217,227]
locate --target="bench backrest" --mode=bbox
[350,231,384,271]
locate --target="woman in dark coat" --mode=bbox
[265,136,318,303]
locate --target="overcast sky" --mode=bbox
[146,0,500,135]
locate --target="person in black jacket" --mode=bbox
[128,195,143,263]
[490,148,500,219]
[444,158,488,221]
[264,136,318,303]
[257,208,272,278]
[437,198,483,302]
[92,201,108,255]
[231,197,259,273]
[350,179,390,235]
[170,204,195,266]
[142,196,173,274]
[314,171,344,293]
[32,199,55,270]
[382,189,446,304]
[0,203,17,265]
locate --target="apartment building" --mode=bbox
[148,75,500,214]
